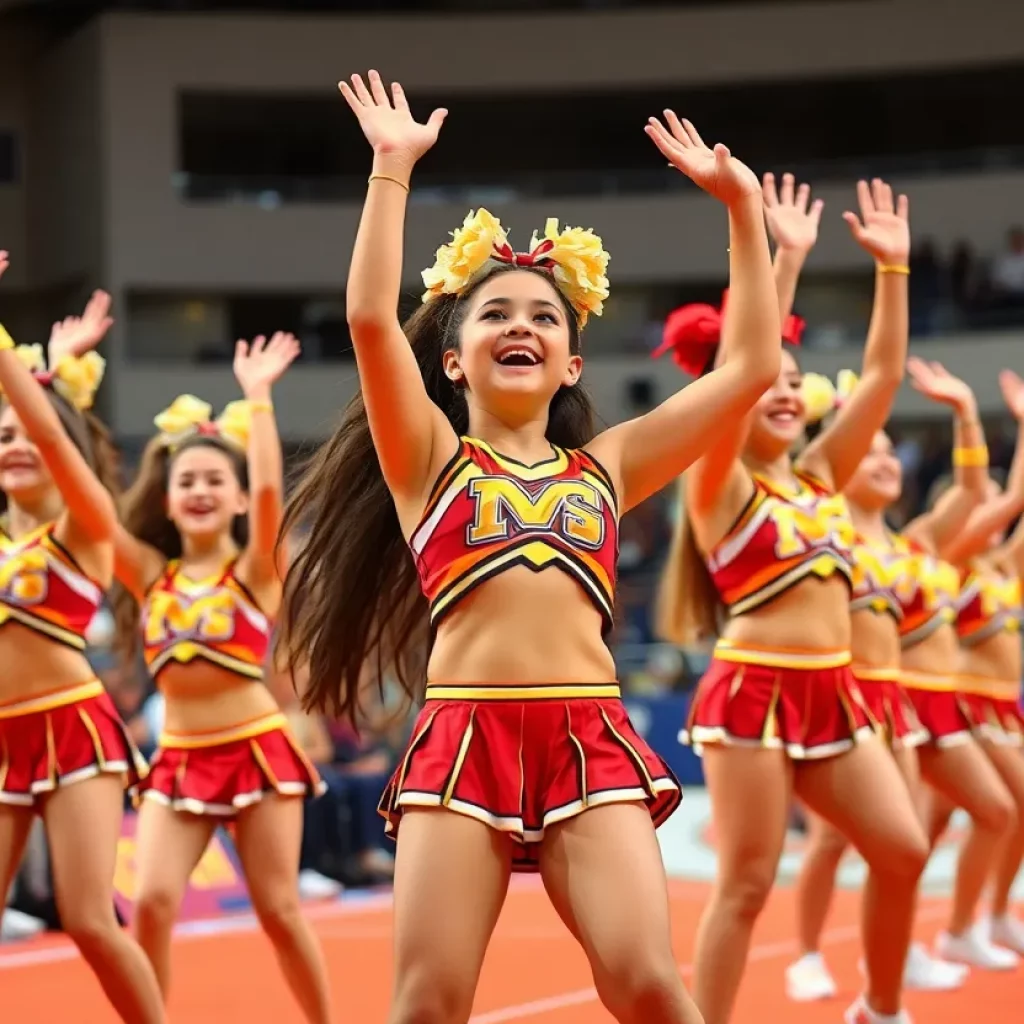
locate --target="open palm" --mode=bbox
[48,290,114,365]
[646,112,760,206]
[340,71,446,163]
[233,332,301,398]
[907,356,974,410]
[844,179,910,265]
[763,172,823,254]
[999,369,1024,420]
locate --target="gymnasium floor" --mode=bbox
[3,794,1021,1022]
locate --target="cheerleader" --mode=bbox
[68,331,333,1019]
[0,258,163,1023]
[917,370,1024,963]
[659,178,927,1024]
[276,72,780,1024]
[784,369,997,1000]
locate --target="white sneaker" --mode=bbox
[785,952,837,1002]
[902,942,969,990]
[1,908,46,943]
[987,913,1024,955]
[935,921,1019,970]
[297,869,344,900]
[844,994,913,1024]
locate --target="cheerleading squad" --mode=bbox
[1,69,1021,1024]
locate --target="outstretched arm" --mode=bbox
[588,115,781,514]
[902,359,989,552]
[234,332,300,589]
[763,170,823,324]
[799,179,910,491]
[340,71,455,511]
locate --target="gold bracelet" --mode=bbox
[0,325,14,352]
[877,264,910,275]
[952,445,989,468]
[368,173,410,193]
[245,399,274,416]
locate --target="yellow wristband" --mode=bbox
[245,399,274,416]
[0,325,14,352]
[877,264,910,275]
[952,446,989,468]
[368,173,410,194]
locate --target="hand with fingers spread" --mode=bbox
[763,172,823,255]
[843,179,910,267]
[999,369,1024,421]
[339,70,447,167]
[233,332,301,401]
[645,111,760,206]
[48,290,115,365]
[907,356,975,412]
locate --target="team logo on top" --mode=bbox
[0,547,49,607]
[770,493,855,560]
[145,590,237,646]
[466,476,605,551]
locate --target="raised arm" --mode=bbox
[763,171,822,324]
[902,358,989,552]
[798,179,910,490]
[232,332,300,587]
[340,71,454,507]
[587,114,781,513]
[939,370,1024,563]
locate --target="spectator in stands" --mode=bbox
[991,226,1024,304]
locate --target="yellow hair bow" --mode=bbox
[0,326,106,411]
[801,369,860,424]
[154,395,253,451]
[421,208,610,326]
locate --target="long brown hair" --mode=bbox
[0,388,123,514]
[276,265,597,721]
[656,477,722,646]
[113,434,249,659]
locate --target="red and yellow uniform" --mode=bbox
[380,438,680,870]
[848,533,927,748]
[893,535,973,746]
[955,567,1023,746]
[136,558,323,815]
[682,470,875,758]
[0,522,147,806]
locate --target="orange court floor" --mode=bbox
[2,876,1022,1022]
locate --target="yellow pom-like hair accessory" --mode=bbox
[801,373,837,424]
[154,394,253,452]
[0,326,105,411]
[420,207,610,327]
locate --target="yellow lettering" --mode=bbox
[467,477,604,550]
[770,494,854,560]
[145,591,236,646]
[853,545,900,593]
[0,549,48,606]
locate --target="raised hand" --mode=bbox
[233,332,301,400]
[646,112,760,206]
[907,356,974,411]
[339,71,446,164]
[843,179,910,266]
[48,290,114,365]
[999,369,1024,420]
[0,249,8,281]
[763,172,823,254]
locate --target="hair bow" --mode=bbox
[802,369,859,424]
[0,329,106,411]
[421,208,610,326]
[652,289,806,377]
[154,395,253,452]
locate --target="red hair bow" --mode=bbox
[652,289,805,376]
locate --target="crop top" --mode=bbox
[890,533,960,649]
[956,566,1022,647]
[849,532,903,620]
[141,558,269,681]
[705,469,856,616]
[0,521,104,650]
[409,437,619,632]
